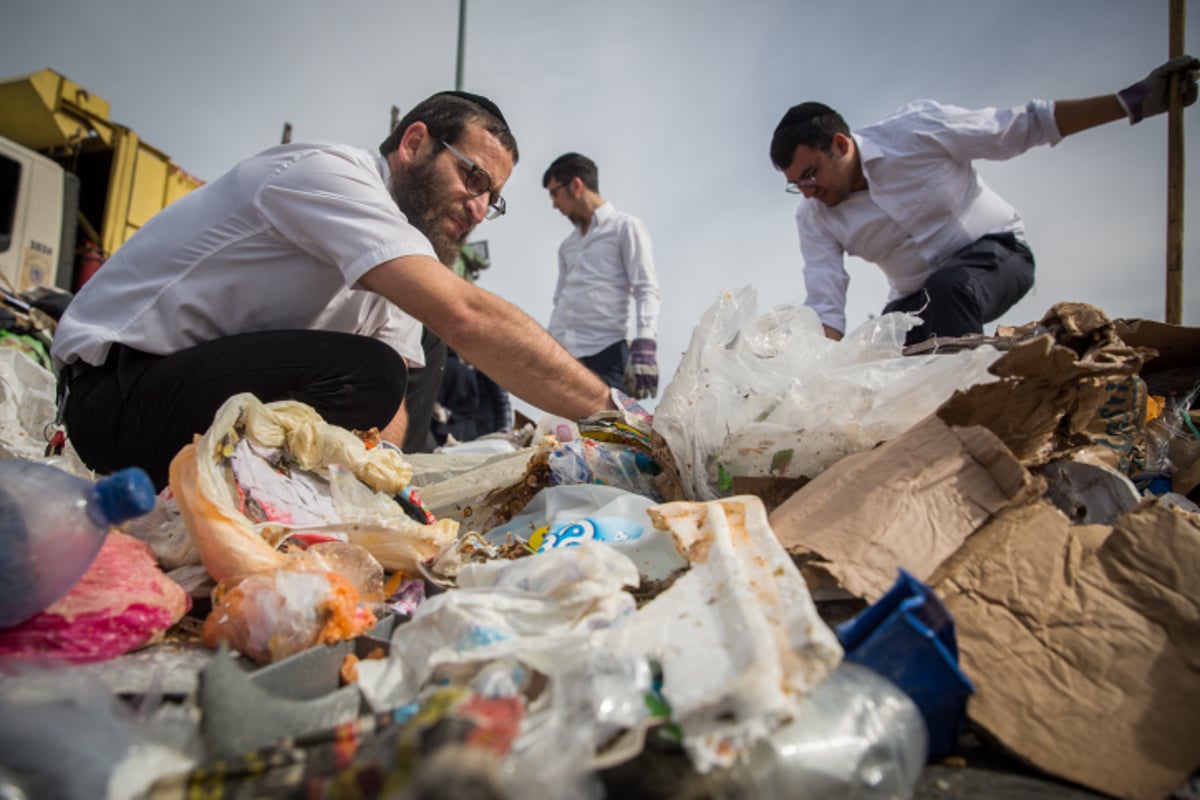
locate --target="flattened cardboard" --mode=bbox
[768,416,1039,602]
[938,313,1151,471]
[1170,436,1200,498]
[1115,317,1200,375]
[931,500,1200,800]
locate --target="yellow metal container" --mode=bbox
[0,68,203,267]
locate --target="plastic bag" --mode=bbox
[654,287,1004,500]
[168,393,458,580]
[482,484,687,581]
[610,495,844,772]
[355,541,640,712]
[202,564,377,666]
[547,437,664,500]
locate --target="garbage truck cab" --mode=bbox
[0,68,202,294]
[0,135,76,290]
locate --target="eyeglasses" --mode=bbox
[785,161,820,194]
[547,182,571,196]
[441,140,506,220]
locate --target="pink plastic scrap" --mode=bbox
[0,532,191,664]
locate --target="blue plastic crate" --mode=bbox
[836,568,975,759]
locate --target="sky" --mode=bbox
[2,1,1198,419]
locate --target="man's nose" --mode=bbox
[801,184,818,199]
[466,193,489,224]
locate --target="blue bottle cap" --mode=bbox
[93,467,157,525]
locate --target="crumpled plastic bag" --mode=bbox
[654,287,1004,500]
[168,392,459,581]
[0,663,200,799]
[202,564,377,666]
[355,541,650,795]
[121,488,200,571]
[355,541,640,712]
[482,484,687,581]
[362,495,844,779]
[0,348,90,477]
[612,495,844,771]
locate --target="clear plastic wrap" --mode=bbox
[654,287,1003,500]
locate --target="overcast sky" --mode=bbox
[3,1,1197,418]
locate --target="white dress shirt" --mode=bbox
[51,143,433,373]
[796,99,1063,333]
[547,202,661,358]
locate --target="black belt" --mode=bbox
[57,344,127,406]
[62,359,93,384]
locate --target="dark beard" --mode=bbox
[390,156,467,267]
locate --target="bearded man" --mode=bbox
[51,91,613,488]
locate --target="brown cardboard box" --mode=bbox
[768,415,1040,601]
[931,499,1200,800]
[940,303,1152,472]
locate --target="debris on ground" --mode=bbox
[0,295,1198,800]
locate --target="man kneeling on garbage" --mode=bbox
[50,91,615,489]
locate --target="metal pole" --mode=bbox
[1166,0,1185,324]
[455,0,467,90]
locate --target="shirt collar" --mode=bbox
[591,201,615,224]
[375,153,392,186]
[854,131,884,165]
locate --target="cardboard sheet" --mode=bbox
[768,416,1039,601]
[940,303,1153,472]
[930,499,1200,800]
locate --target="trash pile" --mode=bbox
[1,287,1198,800]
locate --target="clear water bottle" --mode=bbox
[0,459,156,628]
[703,662,929,799]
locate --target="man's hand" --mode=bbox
[623,338,659,399]
[1117,55,1200,124]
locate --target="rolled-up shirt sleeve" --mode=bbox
[797,204,850,334]
[921,99,1063,162]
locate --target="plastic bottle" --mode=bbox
[0,460,156,628]
[703,662,928,799]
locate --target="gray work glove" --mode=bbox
[1117,55,1200,124]
[623,338,659,400]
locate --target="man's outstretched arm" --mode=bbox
[1055,55,1199,137]
[360,253,614,420]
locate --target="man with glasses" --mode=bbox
[51,91,615,489]
[771,56,1199,345]
[542,153,662,400]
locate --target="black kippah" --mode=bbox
[775,102,836,133]
[432,90,508,127]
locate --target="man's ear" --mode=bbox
[397,121,430,165]
[832,131,853,157]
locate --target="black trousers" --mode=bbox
[61,330,408,491]
[580,339,629,391]
[399,326,446,454]
[882,233,1035,345]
